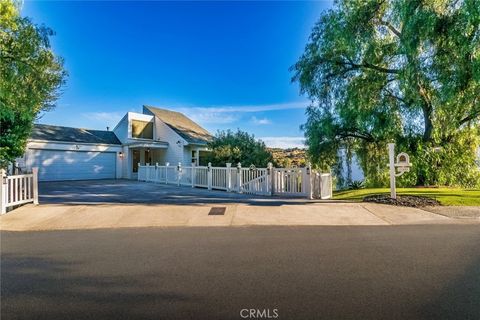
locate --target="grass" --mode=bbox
[334,187,480,206]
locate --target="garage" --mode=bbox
[19,123,123,182]
[28,149,117,181]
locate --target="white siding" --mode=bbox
[116,112,155,145]
[183,146,193,165]
[115,112,155,178]
[112,114,129,143]
[181,146,208,165]
[152,116,187,165]
[121,145,129,178]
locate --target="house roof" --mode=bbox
[144,105,213,145]
[31,124,122,145]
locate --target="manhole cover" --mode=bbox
[208,207,226,215]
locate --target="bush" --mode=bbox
[348,180,365,190]
[206,129,274,167]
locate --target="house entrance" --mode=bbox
[132,148,157,174]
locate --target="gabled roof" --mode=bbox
[31,124,122,145]
[143,105,213,145]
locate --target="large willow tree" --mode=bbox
[292,0,480,187]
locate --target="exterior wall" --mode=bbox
[143,108,212,167]
[183,145,210,166]
[22,109,211,180]
[337,148,364,188]
[151,149,167,165]
[122,145,129,179]
[183,146,193,165]
[115,112,156,178]
[116,149,124,179]
[151,115,187,165]
[115,112,155,145]
[26,141,122,153]
[112,114,129,143]
[113,112,177,179]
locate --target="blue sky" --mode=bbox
[22,1,332,148]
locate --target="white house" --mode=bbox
[17,106,212,181]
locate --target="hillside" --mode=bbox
[268,148,307,167]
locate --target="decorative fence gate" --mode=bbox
[0,168,39,214]
[138,162,332,199]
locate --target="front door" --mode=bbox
[132,149,140,173]
[145,149,151,165]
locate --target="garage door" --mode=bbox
[28,149,116,181]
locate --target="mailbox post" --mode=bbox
[388,143,412,199]
[388,143,396,199]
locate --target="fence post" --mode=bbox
[388,143,397,199]
[155,163,159,183]
[191,163,195,188]
[237,162,242,193]
[32,167,39,205]
[226,163,232,192]
[329,172,333,199]
[177,162,182,186]
[207,162,212,190]
[267,162,274,196]
[0,169,6,214]
[165,162,169,184]
[304,163,313,200]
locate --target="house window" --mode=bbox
[131,120,153,139]
[191,150,197,163]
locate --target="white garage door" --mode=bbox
[28,149,116,181]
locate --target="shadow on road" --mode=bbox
[1,254,198,320]
[2,226,480,320]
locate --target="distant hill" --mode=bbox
[268,147,307,167]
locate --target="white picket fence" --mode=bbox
[138,162,333,199]
[0,168,39,214]
[311,172,333,200]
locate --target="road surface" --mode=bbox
[2,225,480,319]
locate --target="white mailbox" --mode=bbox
[395,152,411,173]
[388,144,413,199]
[396,152,410,165]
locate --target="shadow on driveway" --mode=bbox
[39,179,338,206]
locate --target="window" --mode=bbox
[131,120,153,139]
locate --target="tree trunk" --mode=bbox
[422,104,433,142]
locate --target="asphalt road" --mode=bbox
[2,225,480,320]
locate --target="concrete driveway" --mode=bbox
[39,179,305,205]
[1,179,473,231]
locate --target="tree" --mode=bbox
[206,129,274,167]
[292,0,480,187]
[0,0,67,168]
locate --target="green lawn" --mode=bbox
[334,188,480,206]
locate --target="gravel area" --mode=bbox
[423,206,480,219]
[363,194,440,207]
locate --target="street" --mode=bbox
[2,225,480,320]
